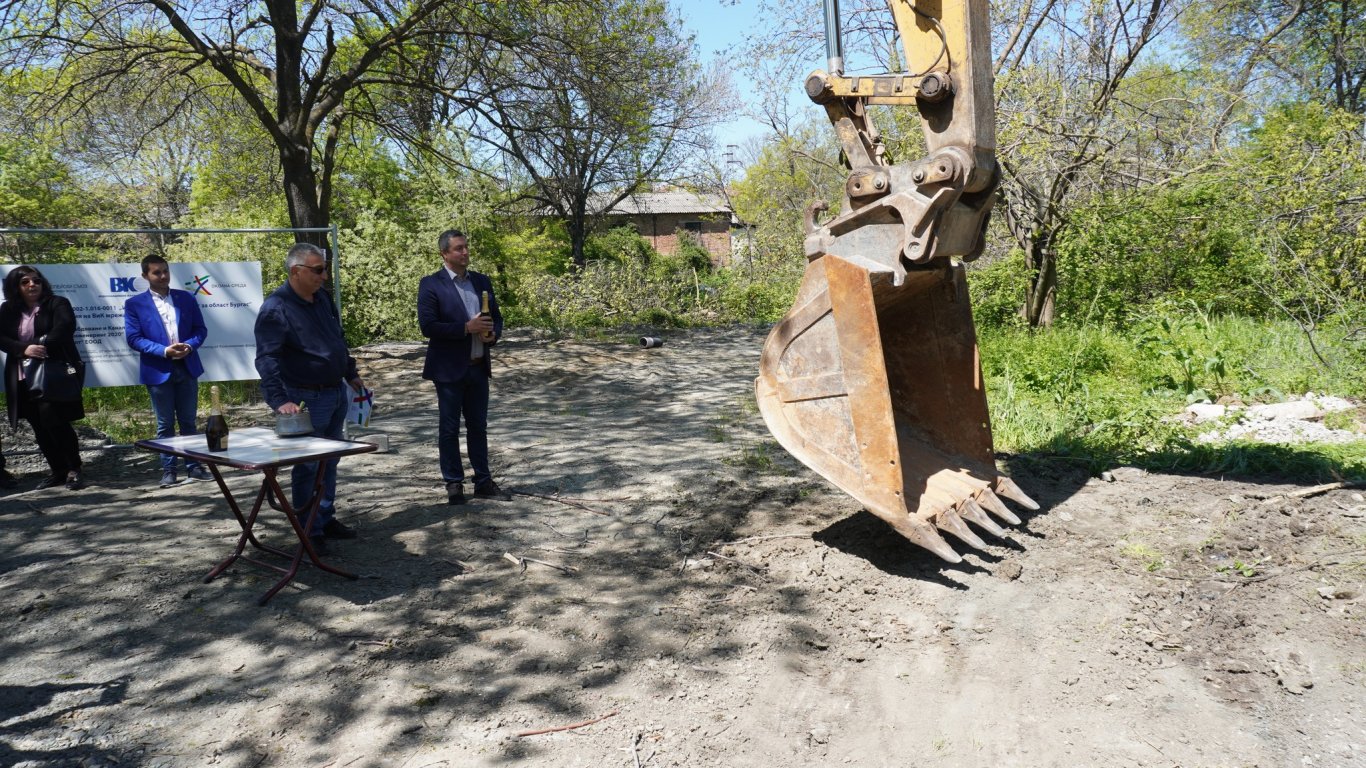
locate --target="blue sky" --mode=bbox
[681,0,778,151]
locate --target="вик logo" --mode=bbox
[109,276,138,292]
[186,274,213,296]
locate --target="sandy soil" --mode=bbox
[1,328,1363,768]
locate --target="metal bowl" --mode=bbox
[274,410,314,438]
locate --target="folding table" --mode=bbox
[136,427,377,605]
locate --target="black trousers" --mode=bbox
[18,385,82,478]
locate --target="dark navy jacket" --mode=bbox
[253,282,358,409]
[417,268,502,383]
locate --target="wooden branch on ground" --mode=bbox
[1259,481,1364,504]
[725,533,812,546]
[503,552,578,574]
[515,709,620,737]
[1288,481,1361,499]
[513,490,614,517]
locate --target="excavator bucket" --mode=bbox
[756,0,1037,561]
[757,247,1036,563]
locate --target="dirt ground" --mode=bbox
[1,328,1363,768]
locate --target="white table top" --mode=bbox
[137,427,376,470]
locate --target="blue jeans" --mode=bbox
[435,368,490,487]
[284,382,347,536]
[147,362,201,473]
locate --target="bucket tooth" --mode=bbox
[973,489,1022,525]
[936,508,988,551]
[993,477,1040,511]
[957,497,1007,538]
[887,514,963,563]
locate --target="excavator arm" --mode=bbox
[756,0,1037,562]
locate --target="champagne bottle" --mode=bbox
[479,290,496,343]
[205,385,230,452]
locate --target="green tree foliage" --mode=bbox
[333,158,503,342]
[972,97,1364,379]
[1051,184,1268,325]
[0,0,624,245]
[994,0,1183,326]
[722,119,845,320]
[0,135,99,262]
[1181,0,1365,114]
[1233,102,1366,307]
[0,139,82,228]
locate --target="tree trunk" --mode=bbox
[567,206,588,271]
[279,144,330,250]
[269,0,329,250]
[1022,233,1057,328]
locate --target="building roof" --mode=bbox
[596,191,732,216]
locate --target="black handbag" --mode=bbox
[24,356,86,402]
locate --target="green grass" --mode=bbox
[980,315,1366,482]
[1119,542,1166,572]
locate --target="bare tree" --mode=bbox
[458,0,725,269]
[993,0,1183,326]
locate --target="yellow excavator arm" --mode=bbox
[756,0,1037,563]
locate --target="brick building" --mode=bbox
[598,191,737,267]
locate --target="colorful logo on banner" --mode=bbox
[185,274,213,296]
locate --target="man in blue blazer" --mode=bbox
[125,255,209,487]
[418,229,508,505]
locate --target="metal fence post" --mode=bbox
[329,223,343,316]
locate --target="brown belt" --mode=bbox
[469,356,485,365]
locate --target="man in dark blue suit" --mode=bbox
[124,255,209,487]
[418,230,509,505]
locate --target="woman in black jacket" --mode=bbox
[0,266,85,489]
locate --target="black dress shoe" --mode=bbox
[473,480,510,500]
[35,474,64,490]
[322,519,358,539]
[65,471,84,490]
[447,483,466,505]
[308,535,330,556]
[0,469,17,489]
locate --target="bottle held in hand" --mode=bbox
[479,290,496,343]
[205,385,230,452]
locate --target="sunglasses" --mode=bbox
[295,263,328,275]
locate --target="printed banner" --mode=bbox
[1,262,263,387]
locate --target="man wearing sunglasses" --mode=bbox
[254,243,367,555]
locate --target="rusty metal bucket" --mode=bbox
[756,248,1036,563]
